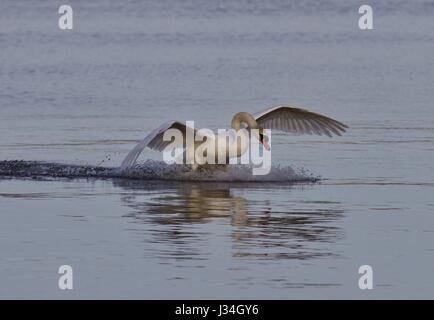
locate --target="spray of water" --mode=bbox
[0,160,319,182]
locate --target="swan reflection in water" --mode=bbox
[114,180,344,262]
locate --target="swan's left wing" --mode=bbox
[253,105,348,137]
[120,120,212,170]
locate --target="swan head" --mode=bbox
[257,128,270,151]
[231,112,270,150]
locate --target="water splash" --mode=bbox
[0,160,318,182]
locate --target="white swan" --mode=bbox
[120,105,348,171]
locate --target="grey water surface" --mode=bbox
[1,0,434,298]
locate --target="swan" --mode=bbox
[120,105,348,171]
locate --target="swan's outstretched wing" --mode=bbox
[121,120,210,170]
[253,106,348,137]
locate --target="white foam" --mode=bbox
[121,160,318,182]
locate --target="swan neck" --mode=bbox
[231,112,258,130]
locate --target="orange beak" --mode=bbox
[262,139,270,151]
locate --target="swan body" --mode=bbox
[121,105,348,171]
[185,126,250,167]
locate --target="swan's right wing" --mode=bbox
[120,121,207,170]
[253,105,348,137]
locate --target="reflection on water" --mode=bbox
[115,180,344,263]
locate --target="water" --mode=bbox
[1,0,434,298]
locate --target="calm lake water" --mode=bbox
[1,0,434,298]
